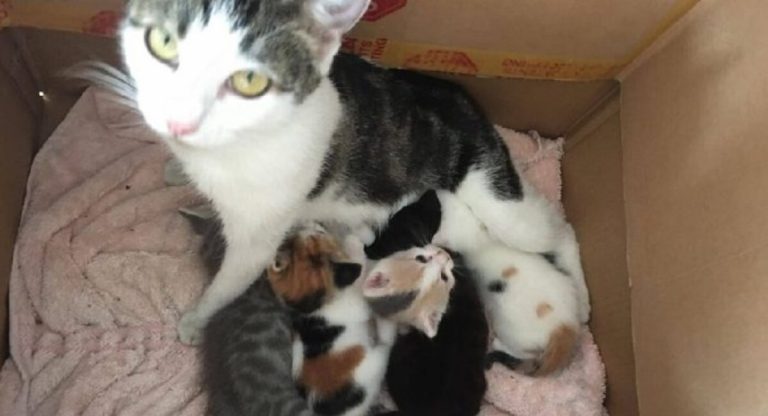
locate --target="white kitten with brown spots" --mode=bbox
[434,192,585,376]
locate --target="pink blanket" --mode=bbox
[0,88,606,415]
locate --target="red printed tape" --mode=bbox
[363,0,407,22]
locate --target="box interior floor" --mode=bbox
[3,1,768,414]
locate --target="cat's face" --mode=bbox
[121,0,369,148]
[362,245,456,338]
[267,224,362,313]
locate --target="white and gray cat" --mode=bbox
[119,0,575,344]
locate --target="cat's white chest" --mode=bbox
[168,79,342,226]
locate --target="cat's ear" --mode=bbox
[306,0,371,72]
[414,311,443,338]
[309,0,370,33]
[361,271,391,297]
[333,261,363,288]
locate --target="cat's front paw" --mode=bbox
[178,311,205,345]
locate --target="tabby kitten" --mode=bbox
[365,191,489,416]
[120,0,573,344]
[434,193,583,376]
[180,207,313,416]
[266,224,394,416]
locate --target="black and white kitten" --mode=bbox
[120,0,577,344]
[365,191,489,416]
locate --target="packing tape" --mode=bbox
[1,0,699,81]
[342,37,626,81]
[342,0,700,81]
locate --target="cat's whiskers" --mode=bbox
[63,61,139,109]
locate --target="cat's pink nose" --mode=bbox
[167,120,199,136]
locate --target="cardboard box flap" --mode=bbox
[2,0,699,81]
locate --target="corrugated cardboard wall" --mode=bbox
[622,0,768,414]
[3,0,700,81]
[564,96,637,416]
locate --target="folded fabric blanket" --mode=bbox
[0,88,606,415]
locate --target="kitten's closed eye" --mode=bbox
[415,255,428,263]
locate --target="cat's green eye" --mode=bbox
[145,26,178,63]
[229,70,272,98]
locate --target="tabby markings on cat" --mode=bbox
[120,0,573,345]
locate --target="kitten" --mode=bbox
[180,207,313,416]
[364,191,489,416]
[266,224,395,416]
[185,204,456,416]
[434,192,582,376]
[361,245,454,339]
[120,0,572,344]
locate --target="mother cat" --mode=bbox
[120,0,584,344]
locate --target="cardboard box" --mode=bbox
[2,0,767,414]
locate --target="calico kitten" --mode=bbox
[266,224,395,416]
[434,193,582,376]
[364,191,489,416]
[361,245,455,339]
[180,207,313,416]
[120,0,573,344]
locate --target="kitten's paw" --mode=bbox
[178,311,205,345]
[376,319,398,344]
[485,350,523,371]
[354,226,376,246]
[342,234,366,262]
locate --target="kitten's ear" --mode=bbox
[307,0,370,72]
[178,205,217,236]
[415,311,443,338]
[333,262,363,288]
[271,251,290,273]
[361,271,391,297]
